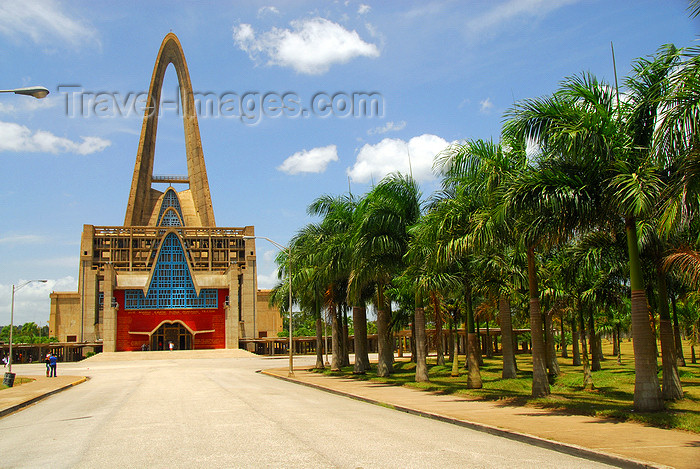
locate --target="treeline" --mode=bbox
[271,39,700,413]
[0,323,57,344]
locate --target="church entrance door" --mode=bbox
[151,322,192,350]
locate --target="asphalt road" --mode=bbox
[0,355,616,468]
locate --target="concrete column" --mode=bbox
[225,266,240,349]
[102,264,117,353]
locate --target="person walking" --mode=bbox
[49,353,57,377]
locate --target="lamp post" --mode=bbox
[0,86,50,99]
[6,280,47,382]
[243,236,294,377]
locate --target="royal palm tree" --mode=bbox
[285,224,329,369]
[307,194,357,370]
[434,138,526,380]
[350,173,422,377]
[504,66,672,409]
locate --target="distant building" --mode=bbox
[49,33,281,351]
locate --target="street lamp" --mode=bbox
[0,86,50,99]
[6,280,47,380]
[243,235,294,377]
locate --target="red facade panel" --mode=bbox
[113,289,228,351]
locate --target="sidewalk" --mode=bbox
[0,375,87,418]
[262,367,699,469]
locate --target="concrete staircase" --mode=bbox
[83,349,257,362]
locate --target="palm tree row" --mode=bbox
[272,42,699,412]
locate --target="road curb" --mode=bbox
[0,377,89,419]
[260,370,669,469]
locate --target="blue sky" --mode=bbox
[0,0,697,326]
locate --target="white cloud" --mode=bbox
[256,270,281,289]
[278,144,338,175]
[466,0,579,37]
[0,103,16,113]
[0,234,46,245]
[0,0,99,48]
[0,95,60,114]
[233,17,380,75]
[358,4,371,15]
[262,249,277,263]
[479,98,494,113]
[347,134,450,183]
[368,120,406,135]
[257,6,280,17]
[0,276,77,325]
[0,121,110,155]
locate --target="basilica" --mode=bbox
[49,33,280,352]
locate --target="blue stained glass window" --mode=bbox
[160,209,182,226]
[125,233,218,309]
[156,189,185,226]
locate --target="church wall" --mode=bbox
[113,288,227,351]
[49,292,80,342]
[255,289,283,338]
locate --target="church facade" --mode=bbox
[49,33,281,352]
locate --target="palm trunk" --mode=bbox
[432,291,445,366]
[448,317,455,363]
[376,284,393,377]
[476,317,484,366]
[342,307,350,367]
[671,294,686,367]
[314,294,324,369]
[498,296,517,379]
[578,296,593,390]
[561,316,568,358]
[451,324,460,377]
[572,315,581,366]
[315,315,325,369]
[527,245,550,397]
[414,292,429,382]
[626,216,663,411]
[544,308,560,378]
[485,319,493,358]
[331,302,341,370]
[616,323,622,365]
[589,308,601,372]
[352,305,369,374]
[656,265,683,400]
[465,284,482,388]
[410,319,416,363]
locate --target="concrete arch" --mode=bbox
[124,33,215,227]
[158,206,184,227]
[143,229,202,295]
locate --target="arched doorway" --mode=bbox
[151,322,192,350]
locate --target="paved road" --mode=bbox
[1,355,615,468]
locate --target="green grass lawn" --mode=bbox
[0,376,35,391]
[319,340,700,433]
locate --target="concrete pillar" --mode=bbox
[241,234,257,340]
[79,225,98,343]
[225,266,240,349]
[102,264,117,353]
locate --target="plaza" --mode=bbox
[0,354,627,468]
